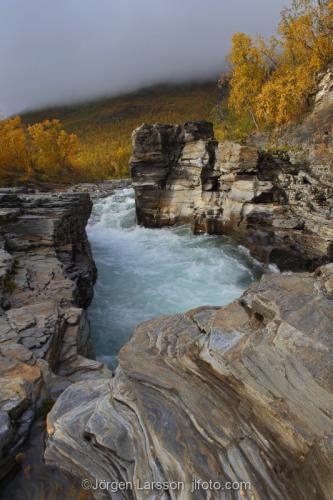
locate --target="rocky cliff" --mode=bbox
[0,191,109,480]
[130,68,333,271]
[131,122,332,271]
[45,264,333,499]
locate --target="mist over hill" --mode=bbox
[0,0,286,115]
[21,82,219,179]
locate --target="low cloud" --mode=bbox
[0,0,286,115]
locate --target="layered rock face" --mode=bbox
[131,121,216,228]
[131,121,333,271]
[0,191,108,479]
[46,264,333,499]
[131,66,333,271]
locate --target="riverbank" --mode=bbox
[44,68,333,497]
[0,189,110,493]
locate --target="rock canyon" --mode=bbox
[0,67,332,499]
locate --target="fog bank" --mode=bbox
[0,0,286,115]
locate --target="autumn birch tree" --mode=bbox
[224,0,333,134]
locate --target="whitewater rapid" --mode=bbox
[87,187,261,368]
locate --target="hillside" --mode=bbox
[21,82,219,180]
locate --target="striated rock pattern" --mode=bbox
[131,120,333,271]
[131,121,216,229]
[45,264,333,499]
[0,191,109,479]
[131,68,333,272]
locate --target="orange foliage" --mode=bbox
[0,117,31,184]
[222,0,333,136]
[15,83,217,184]
[0,118,83,186]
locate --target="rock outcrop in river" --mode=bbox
[46,264,333,499]
[131,122,333,271]
[0,191,108,479]
[131,67,333,271]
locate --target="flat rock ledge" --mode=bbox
[46,264,333,499]
[0,190,110,479]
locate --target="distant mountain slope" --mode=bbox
[21,82,219,179]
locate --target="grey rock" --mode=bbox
[0,191,111,479]
[66,179,131,199]
[0,411,12,453]
[45,266,333,499]
[131,114,333,271]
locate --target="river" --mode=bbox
[87,187,261,369]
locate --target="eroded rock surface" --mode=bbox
[67,179,131,199]
[131,68,333,271]
[0,191,109,478]
[46,265,333,499]
[131,119,333,271]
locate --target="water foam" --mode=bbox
[88,188,261,369]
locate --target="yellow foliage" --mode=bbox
[0,117,82,186]
[224,0,333,134]
[20,83,218,183]
[278,0,333,68]
[255,64,314,126]
[27,119,81,179]
[0,117,31,184]
[227,33,269,130]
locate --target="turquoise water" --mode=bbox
[87,188,261,368]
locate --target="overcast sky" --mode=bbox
[0,0,287,116]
